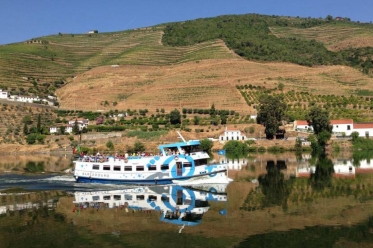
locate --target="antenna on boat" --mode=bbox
[176,131,186,142]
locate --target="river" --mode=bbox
[0,153,373,247]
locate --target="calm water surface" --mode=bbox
[1,154,373,248]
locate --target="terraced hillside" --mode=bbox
[270,22,373,51]
[56,59,373,117]
[2,14,373,99]
[0,102,55,145]
[0,28,237,97]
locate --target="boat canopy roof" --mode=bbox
[158,140,200,150]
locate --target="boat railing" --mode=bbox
[75,154,162,163]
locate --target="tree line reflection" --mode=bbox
[241,153,373,212]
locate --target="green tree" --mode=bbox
[306,106,332,149]
[22,115,32,124]
[257,95,287,139]
[169,109,181,125]
[106,140,114,150]
[200,138,213,152]
[223,140,249,156]
[72,119,80,134]
[60,126,66,134]
[220,114,227,125]
[193,116,200,125]
[278,82,285,91]
[37,114,41,134]
[23,122,28,135]
[210,103,216,117]
[326,15,333,21]
[351,131,359,141]
[26,134,37,144]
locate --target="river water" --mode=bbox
[1,153,373,248]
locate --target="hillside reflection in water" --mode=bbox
[1,153,373,247]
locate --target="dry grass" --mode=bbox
[56,58,373,114]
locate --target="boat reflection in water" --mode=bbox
[73,184,228,227]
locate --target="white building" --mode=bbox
[9,95,40,103]
[295,119,373,137]
[49,127,59,134]
[68,119,89,131]
[219,127,248,142]
[49,125,73,134]
[0,89,8,99]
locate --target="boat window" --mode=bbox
[113,166,121,171]
[113,195,121,200]
[194,159,207,166]
[161,165,169,170]
[148,195,157,201]
[124,166,132,171]
[92,164,100,170]
[103,165,111,171]
[195,200,209,208]
[183,162,192,168]
[103,195,111,200]
[161,196,169,202]
[136,166,144,171]
[124,194,132,200]
[92,196,100,201]
[136,195,144,200]
[148,165,157,171]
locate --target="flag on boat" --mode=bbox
[219,209,227,216]
[217,149,226,156]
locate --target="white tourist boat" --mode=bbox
[73,132,231,185]
[73,184,228,226]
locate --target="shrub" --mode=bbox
[106,140,114,150]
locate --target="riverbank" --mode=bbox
[0,136,353,155]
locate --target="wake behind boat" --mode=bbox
[73,132,231,185]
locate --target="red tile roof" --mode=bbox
[296,119,354,125]
[353,123,373,129]
[296,120,308,125]
[330,119,353,124]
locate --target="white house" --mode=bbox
[66,125,73,134]
[351,123,373,137]
[68,119,89,131]
[49,125,73,134]
[295,119,373,137]
[49,127,59,134]
[219,127,248,142]
[0,89,8,99]
[10,95,40,103]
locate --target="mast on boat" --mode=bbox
[176,131,186,142]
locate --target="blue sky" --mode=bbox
[1,0,372,45]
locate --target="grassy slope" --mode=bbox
[270,21,373,51]
[0,27,237,95]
